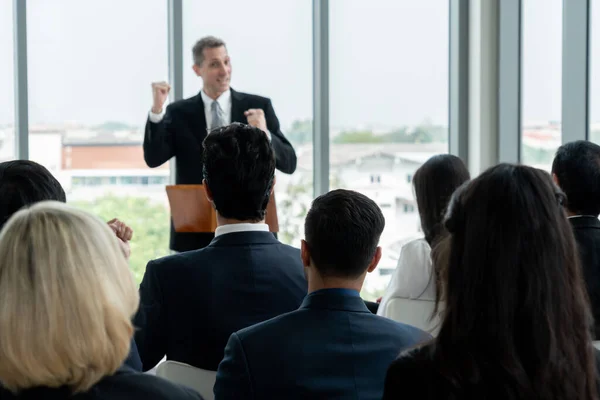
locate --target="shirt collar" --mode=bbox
[214,222,269,237]
[201,88,231,110]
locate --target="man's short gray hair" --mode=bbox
[193,36,226,66]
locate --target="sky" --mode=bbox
[0,0,594,131]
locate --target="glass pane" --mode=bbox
[0,0,15,161]
[330,0,449,299]
[521,0,562,171]
[183,0,313,249]
[591,0,600,141]
[27,0,170,283]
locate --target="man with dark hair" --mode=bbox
[214,189,428,400]
[552,140,600,338]
[144,35,297,252]
[134,124,307,372]
[0,159,142,371]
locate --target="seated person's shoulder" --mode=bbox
[386,344,435,390]
[376,314,433,343]
[102,368,204,400]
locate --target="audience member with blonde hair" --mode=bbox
[0,159,142,371]
[0,202,202,399]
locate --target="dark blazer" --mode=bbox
[0,366,202,400]
[143,89,297,252]
[133,231,307,372]
[214,289,430,400]
[383,344,600,399]
[124,338,142,371]
[571,216,600,338]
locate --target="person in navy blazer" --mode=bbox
[134,123,307,372]
[214,189,430,400]
[552,141,600,338]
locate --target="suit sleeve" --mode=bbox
[123,337,143,371]
[263,99,297,174]
[213,333,254,400]
[143,104,176,168]
[133,260,167,371]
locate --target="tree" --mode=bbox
[277,174,344,247]
[286,119,312,147]
[71,195,171,283]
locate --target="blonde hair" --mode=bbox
[0,201,139,393]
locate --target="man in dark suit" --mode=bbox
[144,36,297,252]
[552,140,600,338]
[134,123,307,372]
[214,189,430,400]
[0,160,143,372]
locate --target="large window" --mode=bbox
[183,0,313,249]
[521,0,562,170]
[591,0,600,142]
[27,0,170,282]
[329,0,449,299]
[0,0,15,161]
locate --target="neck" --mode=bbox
[216,215,264,227]
[307,270,365,294]
[203,88,227,101]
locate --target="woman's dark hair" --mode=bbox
[413,154,470,246]
[432,164,597,399]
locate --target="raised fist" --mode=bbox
[151,81,171,114]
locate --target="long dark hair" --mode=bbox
[432,164,597,399]
[413,154,470,246]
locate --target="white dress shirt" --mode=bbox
[377,238,435,317]
[148,89,232,127]
[214,222,269,237]
[148,88,271,140]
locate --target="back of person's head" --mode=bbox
[203,123,275,221]
[413,154,470,245]
[551,140,600,216]
[433,163,597,399]
[303,189,385,279]
[0,160,66,230]
[0,201,138,394]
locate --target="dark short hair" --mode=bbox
[192,36,226,66]
[202,123,275,221]
[304,189,385,279]
[413,154,470,246]
[551,140,600,216]
[432,164,596,399]
[0,160,66,230]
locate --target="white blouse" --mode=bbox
[377,238,435,317]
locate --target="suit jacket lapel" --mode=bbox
[230,88,247,124]
[195,91,208,134]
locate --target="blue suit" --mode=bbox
[214,289,430,400]
[133,231,308,371]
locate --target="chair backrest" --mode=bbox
[156,360,217,400]
[385,297,440,336]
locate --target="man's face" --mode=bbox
[194,46,231,96]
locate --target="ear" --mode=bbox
[552,173,560,187]
[192,64,202,77]
[270,176,277,196]
[300,239,311,268]
[203,179,213,202]
[366,246,382,274]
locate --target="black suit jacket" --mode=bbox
[133,231,308,372]
[383,344,600,399]
[571,216,600,338]
[214,289,430,400]
[143,89,297,252]
[0,366,202,400]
